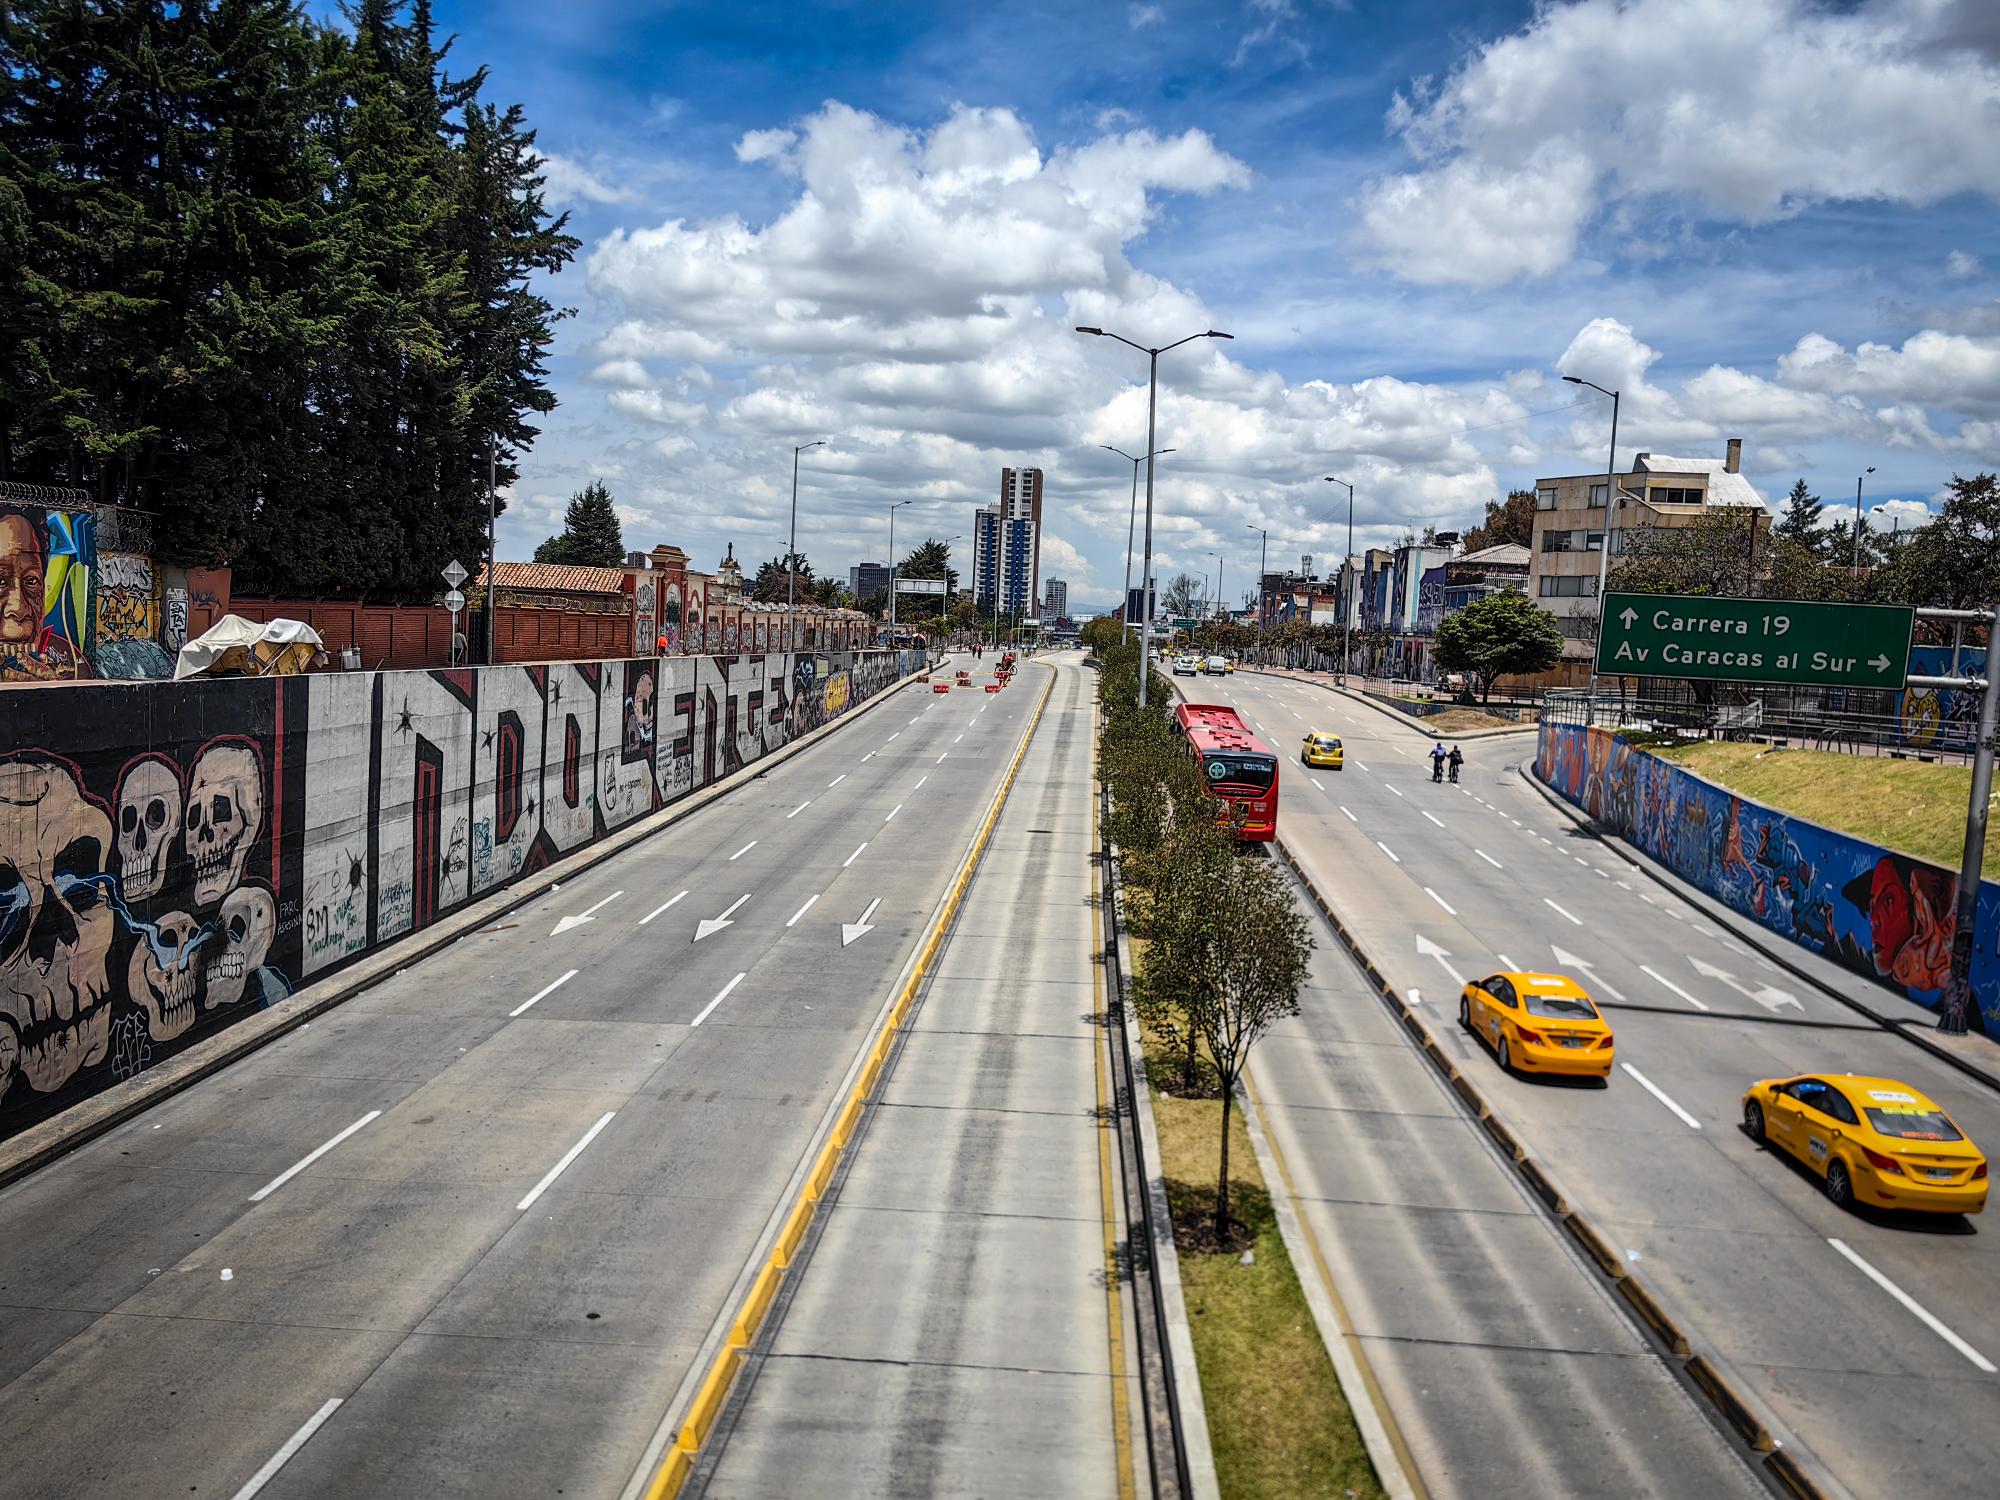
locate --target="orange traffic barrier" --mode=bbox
[985,683,999,694]
[932,682,950,693]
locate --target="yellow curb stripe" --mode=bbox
[640,661,1060,1500]
[1090,695,1139,1500]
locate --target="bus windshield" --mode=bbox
[1204,754,1275,792]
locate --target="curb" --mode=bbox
[1513,753,2000,1097]
[0,653,944,1192]
[1269,834,1843,1500]
[1237,668,1539,741]
[1102,829,1223,1500]
[633,662,1060,1500]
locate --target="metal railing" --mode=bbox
[1540,683,1976,764]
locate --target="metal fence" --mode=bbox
[1541,678,1978,764]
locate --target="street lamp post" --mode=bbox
[1104,445,1174,640]
[886,498,914,640]
[787,440,827,652]
[1245,525,1267,663]
[1853,466,1876,578]
[1325,476,1355,683]
[1076,324,1235,707]
[1562,376,1622,706]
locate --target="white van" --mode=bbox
[1203,655,1228,675]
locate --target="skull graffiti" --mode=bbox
[185,743,263,906]
[115,756,183,901]
[128,911,204,1042]
[0,757,115,1101]
[203,884,274,1009]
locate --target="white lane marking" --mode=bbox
[786,801,812,819]
[909,715,920,724]
[1376,841,1400,863]
[884,803,902,822]
[730,841,758,861]
[1476,849,1503,868]
[886,731,900,742]
[1424,886,1456,915]
[1340,806,1358,823]
[1641,965,1712,1012]
[1352,760,1367,772]
[954,734,963,743]
[1638,891,1657,905]
[1594,867,1611,879]
[1573,855,1589,866]
[828,774,847,788]
[510,968,578,1018]
[1509,818,1522,827]
[640,891,689,925]
[1422,810,1445,827]
[1539,836,1554,846]
[913,775,928,790]
[691,972,747,1028]
[229,1398,344,1500]
[1385,783,1404,798]
[1311,777,1326,790]
[517,1111,618,1211]
[842,897,883,947]
[862,751,876,762]
[1664,906,1685,922]
[1616,879,1632,890]
[937,753,948,764]
[844,843,867,868]
[1621,1065,1702,1129]
[248,1112,382,1202]
[1497,953,1518,971]
[1827,1238,1996,1372]
[786,894,820,928]
[1544,898,1583,926]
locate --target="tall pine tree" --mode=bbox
[534,481,624,567]
[1773,478,1824,553]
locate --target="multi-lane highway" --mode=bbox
[698,654,1139,1498]
[0,660,1047,1499]
[1204,669,2000,1499]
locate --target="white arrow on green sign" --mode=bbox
[1595,591,1915,690]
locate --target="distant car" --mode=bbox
[1743,1075,1987,1214]
[1300,732,1344,769]
[1203,654,1228,675]
[1460,972,1614,1079]
[1224,659,1236,673]
[1173,656,1199,676]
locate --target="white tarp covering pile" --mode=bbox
[172,615,324,680]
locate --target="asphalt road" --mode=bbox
[0,662,1041,1500]
[699,654,1140,1499]
[1203,668,2000,1500]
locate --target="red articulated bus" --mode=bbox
[1173,702,1279,842]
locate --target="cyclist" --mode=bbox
[1430,743,1447,783]
[1448,744,1463,784]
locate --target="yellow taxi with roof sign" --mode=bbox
[1459,971,1614,1079]
[1742,1074,1987,1214]
[1300,731,1344,769]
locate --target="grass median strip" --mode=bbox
[1136,1013,1384,1500]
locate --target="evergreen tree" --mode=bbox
[1460,489,1539,552]
[1773,478,1824,552]
[533,480,623,566]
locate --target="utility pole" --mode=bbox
[484,441,498,664]
[1245,525,1267,661]
[786,440,826,652]
[1326,477,1355,683]
[1563,377,1621,708]
[886,498,913,640]
[1853,466,1876,578]
[1940,598,2000,1036]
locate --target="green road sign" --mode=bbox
[1595,592,1914,689]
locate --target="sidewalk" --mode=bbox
[700,659,1142,1498]
[1242,665,1538,741]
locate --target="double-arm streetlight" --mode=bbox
[1325,476,1355,682]
[1076,324,1234,705]
[1103,444,1175,639]
[1561,375,1622,703]
[786,440,827,650]
[885,498,914,637]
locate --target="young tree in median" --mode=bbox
[1185,854,1312,1239]
[1432,591,1564,703]
[534,480,625,565]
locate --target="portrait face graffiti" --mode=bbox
[0,512,45,644]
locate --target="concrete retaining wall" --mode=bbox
[1536,721,2000,1034]
[0,648,922,1137]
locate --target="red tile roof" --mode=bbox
[475,561,629,597]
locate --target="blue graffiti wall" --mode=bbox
[1537,722,2000,1036]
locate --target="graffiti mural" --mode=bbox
[96,551,159,644]
[1899,646,1986,755]
[0,505,90,681]
[1,649,913,1136]
[1537,723,2000,1035]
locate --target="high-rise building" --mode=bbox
[847,561,890,603]
[1041,578,1068,623]
[971,466,1043,616]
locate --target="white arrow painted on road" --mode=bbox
[694,894,750,943]
[1689,955,1803,1012]
[551,890,623,936]
[1551,943,1628,1001]
[1416,934,1465,987]
[842,897,882,948]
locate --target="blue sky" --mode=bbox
[389,0,1999,610]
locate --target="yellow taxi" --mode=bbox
[1459,972,1614,1079]
[1742,1074,1987,1215]
[1300,731,1344,769]
[1224,659,1236,673]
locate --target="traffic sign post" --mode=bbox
[1594,592,1914,690]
